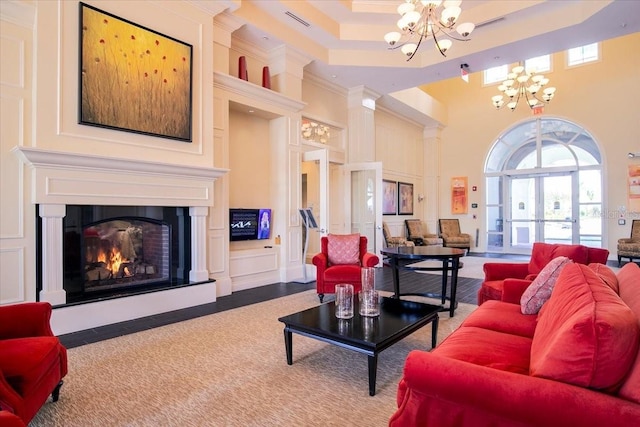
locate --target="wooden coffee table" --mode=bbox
[278,297,440,396]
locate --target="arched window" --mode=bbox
[485,118,603,252]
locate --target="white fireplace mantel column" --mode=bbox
[189,206,209,282]
[39,204,67,305]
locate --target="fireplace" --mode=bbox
[43,205,191,304]
[14,146,228,334]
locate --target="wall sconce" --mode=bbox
[417,194,425,203]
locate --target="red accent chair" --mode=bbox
[0,302,68,425]
[312,236,379,303]
[478,242,610,305]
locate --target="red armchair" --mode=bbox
[312,235,379,303]
[0,302,68,425]
[478,242,609,305]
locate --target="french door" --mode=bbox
[507,171,577,251]
[342,162,383,264]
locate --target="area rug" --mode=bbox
[31,290,475,427]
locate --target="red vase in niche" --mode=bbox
[262,66,271,89]
[238,56,248,81]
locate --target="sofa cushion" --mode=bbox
[530,264,640,391]
[588,263,619,294]
[0,337,62,395]
[616,262,640,403]
[462,300,537,338]
[434,326,532,375]
[520,256,571,314]
[326,233,360,265]
[528,243,588,275]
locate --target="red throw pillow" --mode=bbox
[520,256,572,315]
[530,264,640,391]
[327,234,361,265]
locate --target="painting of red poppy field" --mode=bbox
[79,3,192,141]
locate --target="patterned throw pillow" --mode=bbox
[520,256,572,315]
[327,234,361,265]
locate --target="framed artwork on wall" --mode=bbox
[78,2,193,142]
[629,165,640,212]
[451,176,468,214]
[398,182,413,215]
[383,180,397,215]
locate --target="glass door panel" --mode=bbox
[508,176,536,250]
[541,175,573,244]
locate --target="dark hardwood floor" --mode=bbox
[57,252,509,349]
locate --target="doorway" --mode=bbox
[485,117,604,253]
[507,172,576,250]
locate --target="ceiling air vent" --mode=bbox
[285,11,310,28]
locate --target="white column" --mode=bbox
[424,126,443,232]
[189,206,209,282]
[347,86,380,163]
[39,204,66,305]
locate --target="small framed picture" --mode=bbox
[397,182,413,215]
[382,180,397,215]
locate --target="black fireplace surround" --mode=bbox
[37,205,192,305]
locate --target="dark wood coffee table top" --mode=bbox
[278,297,441,396]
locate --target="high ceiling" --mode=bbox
[194,1,640,96]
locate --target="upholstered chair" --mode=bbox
[404,219,443,246]
[0,302,68,425]
[618,219,640,266]
[312,234,379,303]
[383,222,414,248]
[437,219,471,250]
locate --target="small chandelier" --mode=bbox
[491,65,557,111]
[301,120,331,144]
[384,0,475,61]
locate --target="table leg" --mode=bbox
[368,354,378,396]
[391,258,400,299]
[440,260,449,304]
[449,258,460,317]
[431,315,439,349]
[284,328,293,365]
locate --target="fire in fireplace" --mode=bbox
[39,205,192,305]
[83,217,170,291]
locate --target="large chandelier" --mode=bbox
[491,65,557,111]
[384,0,475,61]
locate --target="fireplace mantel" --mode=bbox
[12,146,228,207]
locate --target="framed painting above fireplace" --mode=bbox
[78,2,193,141]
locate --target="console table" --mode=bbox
[380,246,466,317]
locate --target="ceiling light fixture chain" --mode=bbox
[384,0,475,61]
[491,64,557,111]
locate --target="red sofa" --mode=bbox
[0,302,68,425]
[478,242,609,305]
[312,235,379,303]
[389,262,640,427]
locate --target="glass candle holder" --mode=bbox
[359,290,380,317]
[335,283,354,319]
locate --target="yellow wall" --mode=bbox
[420,33,640,252]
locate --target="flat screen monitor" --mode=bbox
[230,208,271,241]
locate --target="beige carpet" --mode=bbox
[31,290,476,427]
